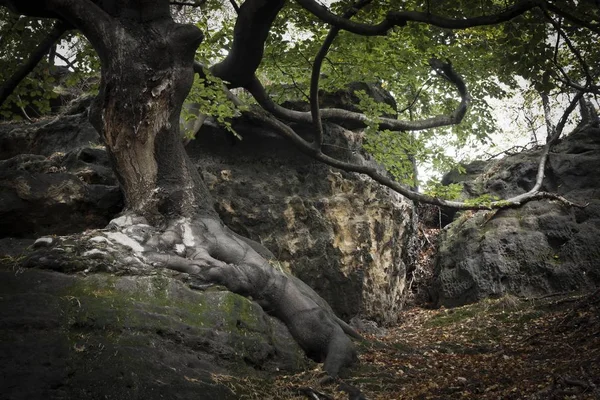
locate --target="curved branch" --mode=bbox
[0,0,112,59]
[0,20,70,109]
[201,59,583,211]
[511,88,585,203]
[246,61,470,132]
[210,0,285,87]
[246,105,584,210]
[546,3,600,34]
[293,0,543,36]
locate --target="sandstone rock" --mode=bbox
[0,113,99,160]
[188,118,416,325]
[433,127,600,307]
[0,153,121,238]
[0,112,121,238]
[0,103,415,325]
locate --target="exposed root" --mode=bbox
[21,212,362,380]
[25,213,359,380]
[140,214,360,378]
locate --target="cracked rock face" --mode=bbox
[433,127,600,307]
[188,119,416,325]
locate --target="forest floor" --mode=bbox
[231,289,600,400]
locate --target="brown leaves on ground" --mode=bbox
[243,290,600,399]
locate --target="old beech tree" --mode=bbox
[0,0,598,377]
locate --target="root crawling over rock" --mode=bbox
[40,213,362,379]
[140,214,361,377]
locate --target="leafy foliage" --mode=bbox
[183,70,245,139]
[423,182,464,200]
[2,0,598,192]
[0,10,59,119]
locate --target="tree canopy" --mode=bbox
[1,0,597,209]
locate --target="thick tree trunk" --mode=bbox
[88,18,212,221]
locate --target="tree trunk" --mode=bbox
[88,18,212,221]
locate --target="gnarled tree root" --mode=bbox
[137,214,361,378]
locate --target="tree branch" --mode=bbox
[0,0,113,61]
[245,104,585,210]
[510,88,585,203]
[54,52,77,71]
[293,0,543,36]
[210,0,285,87]
[246,61,470,132]
[310,0,373,149]
[545,2,600,34]
[170,0,206,7]
[0,20,70,109]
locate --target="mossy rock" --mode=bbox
[0,268,309,400]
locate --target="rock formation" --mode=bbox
[188,117,416,325]
[433,126,600,307]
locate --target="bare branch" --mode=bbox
[293,0,543,36]
[228,0,240,13]
[244,104,585,210]
[511,89,585,202]
[54,52,77,71]
[0,20,70,109]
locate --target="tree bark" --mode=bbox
[87,16,212,221]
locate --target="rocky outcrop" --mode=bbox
[0,259,307,400]
[189,118,415,325]
[433,126,600,307]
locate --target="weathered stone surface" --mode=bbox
[0,111,121,238]
[433,127,600,307]
[0,113,99,160]
[188,118,415,325]
[0,152,121,238]
[0,265,307,400]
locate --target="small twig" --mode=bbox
[170,0,206,7]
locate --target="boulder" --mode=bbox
[433,127,600,307]
[0,263,307,400]
[0,151,121,238]
[188,117,416,325]
[0,113,99,160]
[0,101,415,325]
